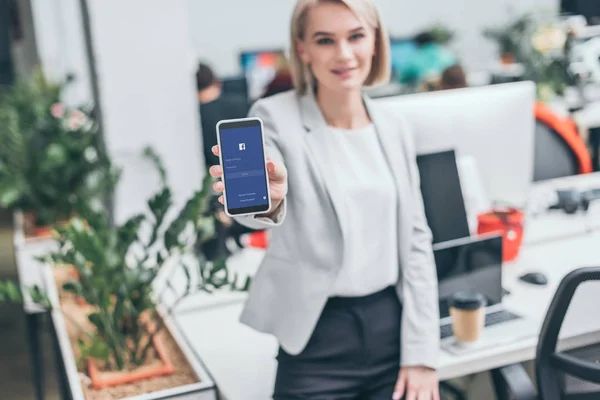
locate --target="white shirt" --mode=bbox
[323,123,399,297]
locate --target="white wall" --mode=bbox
[87,0,203,224]
[186,0,559,77]
[30,0,92,107]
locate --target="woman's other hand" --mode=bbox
[393,365,440,400]
[209,145,288,216]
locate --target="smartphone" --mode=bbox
[215,117,271,217]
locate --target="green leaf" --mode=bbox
[45,143,67,165]
[242,276,252,291]
[141,146,167,187]
[0,186,21,207]
[0,280,23,303]
[78,335,110,366]
[88,312,105,335]
[28,286,51,308]
[181,261,192,295]
[63,281,83,296]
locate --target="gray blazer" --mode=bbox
[233,90,440,369]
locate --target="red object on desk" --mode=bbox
[477,208,524,262]
[247,231,269,249]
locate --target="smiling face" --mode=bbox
[296,1,377,95]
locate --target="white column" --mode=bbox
[30,0,92,107]
[87,0,203,223]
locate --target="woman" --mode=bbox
[209,0,440,398]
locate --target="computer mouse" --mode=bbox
[519,272,548,286]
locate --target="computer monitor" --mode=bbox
[434,233,504,319]
[239,49,288,100]
[561,0,600,25]
[417,150,470,244]
[389,37,418,81]
[221,76,249,100]
[374,81,537,207]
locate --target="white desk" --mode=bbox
[437,228,600,380]
[523,172,600,246]
[173,222,600,400]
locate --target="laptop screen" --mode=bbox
[434,233,504,319]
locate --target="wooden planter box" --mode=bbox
[41,265,218,400]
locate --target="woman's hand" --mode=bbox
[393,366,439,400]
[209,145,288,217]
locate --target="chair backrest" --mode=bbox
[533,102,593,182]
[536,266,600,399]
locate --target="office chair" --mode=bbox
[491,266,600,399]
[533,102,593,181]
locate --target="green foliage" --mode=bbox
[77,335,110,369]
[428,23,454,45]
[483,12,578,102]
[0,279,50,307]
[24,148,250,371]
[483,13,533,56]
[0,68,118,227]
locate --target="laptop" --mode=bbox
[434,233,537,353]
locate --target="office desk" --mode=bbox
[438,228,600,380]
[174,225,600,399]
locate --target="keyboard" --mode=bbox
[440,309,522,339]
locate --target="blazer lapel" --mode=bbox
[297,92,413,260]
[362,94,410,200]
[363,94,412,257]
[299,93,349,249]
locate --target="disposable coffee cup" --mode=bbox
[449,291,487,345]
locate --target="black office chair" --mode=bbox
[491,266,600,399]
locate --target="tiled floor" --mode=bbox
[0,302,61,400]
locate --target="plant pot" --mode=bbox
[21,211,72,239]
[43,265,218,400]
[500,53,515,65]
[87,333,175,390]
[22,212,52,239]
[477,208,524,262]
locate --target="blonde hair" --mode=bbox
[289,0,391,95]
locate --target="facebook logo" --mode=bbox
[239,143,246,151]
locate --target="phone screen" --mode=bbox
[217,118,270,215]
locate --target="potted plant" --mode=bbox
[428,23,454,46]
[0,69,117,238]
[483,12,577,102]
[1,148,250,399]
[483,13,533,64]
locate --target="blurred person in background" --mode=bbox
[196,63,255,260]
[208,0,440,398]
[196,63,250,169]
[440,64,468,90]
[262,66,295,98]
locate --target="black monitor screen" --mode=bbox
[221,76,248,100]
[434,234,503,319]
[417,150,470,244]
[561,0,600,25]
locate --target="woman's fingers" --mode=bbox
[213,180,224,193]
[209,164,222,178]
[266,157,287,183]
[210,146,222,178]
[218,195,224,205]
